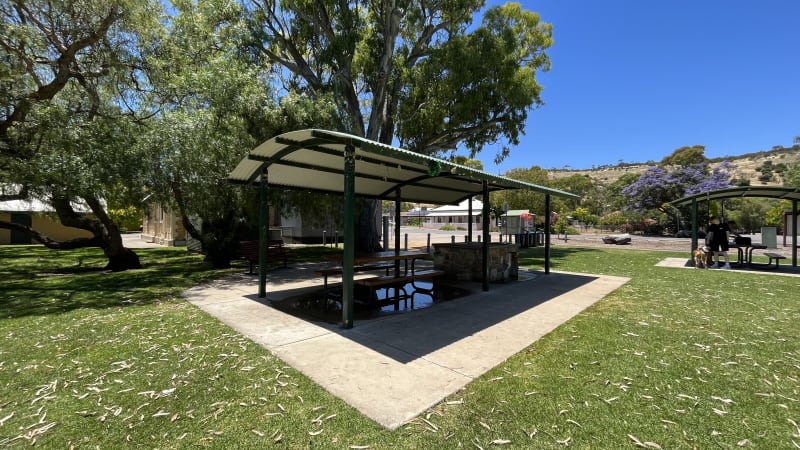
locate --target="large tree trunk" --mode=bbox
[355,198,383,252]
[0,194,141,271]
[172,180,238,268]
[53,195,141,271]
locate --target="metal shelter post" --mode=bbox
[482,181,490,291]
[793,199,798,267]
[341,145,356,329]
[468,198,473,243]
[394,189,402,276]
[258,168,268,298]
[691,198,698,252]
[544,194,551,274]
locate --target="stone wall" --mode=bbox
[432,242,518,282]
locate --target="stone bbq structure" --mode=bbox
[432,242,519,283]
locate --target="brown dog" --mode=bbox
[693,248,708,268]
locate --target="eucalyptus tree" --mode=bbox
[551,173,594,213]
[138,0,341,267]
[659,145,708,167]
[242,0,553,250]
[0,0,161,270]
[490,165,550,215]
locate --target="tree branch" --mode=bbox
[170,179,202,241]
[367,1,403,140]
[0,5,122,136]
[0,219,101,249]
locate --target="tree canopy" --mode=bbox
[3,0,557,262]
[659,145,708,167]
[243,0,554,250]
[1,0,161,269]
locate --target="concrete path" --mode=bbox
[183,268,629,430]
[657,256,800,276]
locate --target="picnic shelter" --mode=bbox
[670,185,800,268]
[228,129,580,328]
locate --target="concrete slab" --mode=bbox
[657,257,800,277]
[184,269,629,429]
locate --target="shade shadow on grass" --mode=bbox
[0,246,228,318]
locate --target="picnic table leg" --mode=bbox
[322,274,329,312]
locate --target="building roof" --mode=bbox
[0,198,93,213]
[228,129,579,205]
[425,199,483,217]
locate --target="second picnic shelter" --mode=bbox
[670,185,800,268]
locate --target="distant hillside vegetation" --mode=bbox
[548,145,800,186]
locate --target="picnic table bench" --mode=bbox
[354,269,445,310]
[237,240,295,274]
[315,250,438,312]
[314,263,394,310]
[761,252,786,269]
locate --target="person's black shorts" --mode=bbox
[711,242,729,252]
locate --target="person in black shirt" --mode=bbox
[707,217,731,269]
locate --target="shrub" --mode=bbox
[108,206,143,231]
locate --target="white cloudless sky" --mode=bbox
[476,0,800,173]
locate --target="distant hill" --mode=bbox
[547,145,800,186]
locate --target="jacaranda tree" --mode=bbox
[621,161,736,231]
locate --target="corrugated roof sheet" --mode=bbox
[670,186,800,207]
[228,129,579,205]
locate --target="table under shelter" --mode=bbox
[228,129,580,328]
[670,186,800,268]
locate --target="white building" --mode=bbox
[425,198,484,230]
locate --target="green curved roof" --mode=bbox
[228,129,579,204]
[670,185,800,207]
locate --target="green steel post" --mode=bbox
[544,194,551,274]
[793,200,798,267]
[341,145,356,329]
[394,189,401,276]
[691,199,698,252]
[482,181,490,291]
[468,198,473,243]
[258,168,268,298]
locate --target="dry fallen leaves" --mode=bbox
[627,434,662,449]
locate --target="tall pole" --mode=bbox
[482,181,490,291]
[793,199,798,267]
[691,199,698,252]
[544,194,551,274]
[394,189,402,277]
[258,168,268,298]
[341,145,356,329]
[468,197,473,243]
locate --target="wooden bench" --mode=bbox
[762,252,786,269]
[238,240,295,274]
[354,269,445,310]
[314,263,394,310]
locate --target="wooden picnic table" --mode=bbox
[727,242,764,265]
[322,250,442,310]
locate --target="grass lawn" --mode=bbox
[1,244,799,448]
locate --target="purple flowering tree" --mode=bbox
[621,161,736,231]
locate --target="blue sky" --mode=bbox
[477,0,800,173]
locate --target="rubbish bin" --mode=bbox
[761,227,777,248]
